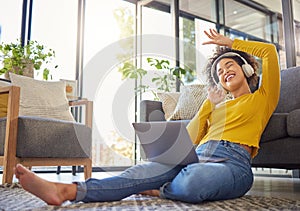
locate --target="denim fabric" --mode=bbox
[160,140,253,203]
[75,140,253,203]
[75,162,182,202]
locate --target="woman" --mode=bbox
[14,29,280,205]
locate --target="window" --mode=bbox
[0,0,22,43]
[225,0,272,41]
[180,0,216,22]
[139,3,176,93]
[84,0,136,167]
[180,17,217,84]
[295,22,300,66]
[30,0,77,80]
[0,0,23,79]
[277,18,287,69]
[194,19,216,83]
[293,0,300,66]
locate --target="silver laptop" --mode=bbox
[132,121,199,165]
[133,121,229,165]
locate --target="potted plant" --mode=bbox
[0,39,57,80]
[118,57,196,97]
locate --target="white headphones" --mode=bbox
[211,52,254,85]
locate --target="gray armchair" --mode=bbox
[0,83,93,184]
[140,66,300,177]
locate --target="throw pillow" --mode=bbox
[169,84,207,120]
[9,73,75,122]
[0,79,11,118]
[157,92,181,120]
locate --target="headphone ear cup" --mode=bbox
[242,64,254,78]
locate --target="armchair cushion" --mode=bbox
[287,109,300,137]
[260,113,288,143]
[10,73,74,122]
[0,116,91,158]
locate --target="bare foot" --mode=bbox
[139,189,160,197]
[14,164,77,206]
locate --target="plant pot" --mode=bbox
[4,60,34,80]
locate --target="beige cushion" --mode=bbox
[157,92,181,120]
[169,84,207,120]
[9,73,74,122]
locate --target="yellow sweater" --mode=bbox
[187,39,280,158]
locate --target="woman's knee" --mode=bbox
[162,180,206,203]
[164,165,207,201]
[163,163,233,203]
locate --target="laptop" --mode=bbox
[133,121,229,165]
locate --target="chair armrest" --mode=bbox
[68,98,93,128]
[0,86,20,181]
[0,86,13,94]
[140,100,166,122]
[0,85,20,120]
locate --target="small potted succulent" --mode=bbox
[0,39,57,80]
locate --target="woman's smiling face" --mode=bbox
[216,58,248,92]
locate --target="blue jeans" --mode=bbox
[75,140,253,204]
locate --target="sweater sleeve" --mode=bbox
[232,39,280,112]
[186,99,214,145]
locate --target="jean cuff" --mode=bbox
[72,181,87,202]
[159,182,170,199]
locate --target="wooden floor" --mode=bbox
[248,175,300,200]
[1,167,300,201]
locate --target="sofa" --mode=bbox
[140,66,300,178]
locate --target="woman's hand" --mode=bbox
[207,86,226,105]
[202,29,233,48]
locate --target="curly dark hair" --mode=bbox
[204,47,259,93]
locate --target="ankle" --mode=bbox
[58,183,77,202]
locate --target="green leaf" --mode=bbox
[43,68,50,80]
[118,61,147,80]
[146,57,170,70]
